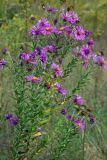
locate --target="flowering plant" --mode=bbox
[1,5,107,160]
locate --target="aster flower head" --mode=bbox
[37,127,42,132]
[35,47,41,55]
[53,18,58,25]
[2,48,7,54]
[25,75,42,83]
[56,83,67,95]
[27,57,36,65]
[85,29,91,37]
[5,113,13,120]
[89,115,95,124]
[60,108,67,115]
[30,25,41,36]
[60,11,79,24]
[87,39,94,46]
[0,59,7,65]
[5,113,19,126]
[19,52,36,65]
[94,55,107,69]
[74,119,85,130]
[73,94,85,106]
[66,114,73,120]
[80,44,92,60]
[19,52,29,61]
[45,4,58,13]
[40,47,47,63]
[40,24,55,35]
[68,11,79,24]
[37,17,50,28]
[30,50,37,58]
[46,45,55,53]
[0,59,7,69]
[60,11,70,22]
[51,63,63,77]
[30,18,55,36]
[9,116,19,126]
[37,18,55,35]
[27,52,37,65]
[74,25,85,41]
[55,26,70,34]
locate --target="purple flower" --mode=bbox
[60,108,67,115]
[73,94,85,106]
[56,83,67,95]
[37,17,50,28]
[25,75,42,83]
[37,18,55,35]
[94,55,107,69]
[40,47,47,63]
[27,55,36,65]
[60,11,70,22]
[5,113,13,120]
[87,39,94,46]
[19,52,29,61]
[46,45,55,53]
[5,113,19,126]
[0,59,7,69]
[55,26,70,34]
[28,58,36,65]
[30,18,50,36]
[85,30,91,37]
[30,50,37,58]
[30,18,55,36]
[53,18,58,25]
[0,59,7,65]
[74,119,85,130]
[9,116,19,126]
[89,115,95,124]
[25,75,34,81]
[45,4,58,13]
[19,52,36,65]
[37,127,42,132]
[30,25,41,36]
[51,63,63,77]
[67,11,79,24]
[60,11,79,24]
[74,26,85,41]
[35,47,41,55]
[40,24,55,35]
[66,114,73,120]
[2,48,7,54]
[80,44,92,60]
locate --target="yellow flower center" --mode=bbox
[60,26,64,31]
[46,27,51,31]
[32,76,38,81]
[77,123,81,127]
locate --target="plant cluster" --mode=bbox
[0,4,107,160]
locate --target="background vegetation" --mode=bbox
[0,0,107,159]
